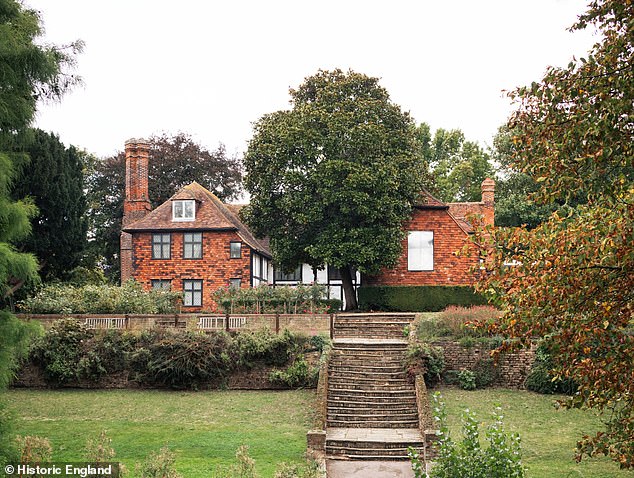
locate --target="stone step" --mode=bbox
[328,379,410,389]
[335,313,416,321]
[328,382,412,392]
[327,397,417,408]
[327,437,423,455]
[329,361,404,373]
[329,388,416,397]
[327,419,420,428]
[330,353,405,362]
[328,409,418,420]
[326,445,422,460]
[333,331,408,339]
[333,341,408,348]
[329,370,407,380]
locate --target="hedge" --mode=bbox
[357,285,487,312]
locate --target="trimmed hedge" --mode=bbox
[358,285,487,312]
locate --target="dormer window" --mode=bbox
[173,200,196,221]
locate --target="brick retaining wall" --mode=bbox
[432,340,536,389]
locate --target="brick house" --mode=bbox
[120,139,272,311]
[363,180,495,287]
[120,138,493,310]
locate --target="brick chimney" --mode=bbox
[481,178,495,227]
[481,178,495,206]
[121,138,151,284]
[123,138,151,226]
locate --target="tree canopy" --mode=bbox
[10,129,87,282]
[474,0,633,467]
[416,123,494,203]
[243,69,426,310]
[0,0,80,396]
[85,132,242,282]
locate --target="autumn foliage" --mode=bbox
[472,0,633,468]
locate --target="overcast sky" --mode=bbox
[26,0,597,159]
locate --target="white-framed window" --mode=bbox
[408,231,434,271]
[183,279,203,306]
[183,232,203,259]
[151,279,171,290]
[274,265,302,282]
[229,278,241,289]
[172,200,196,221]
[230,241,242,258]
[152,233,171,259]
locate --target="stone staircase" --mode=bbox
[333,313,412,340]
[326,313,423,460]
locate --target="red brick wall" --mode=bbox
[123,139,151,226]
[131,230,251,311]
[364,208,478,286]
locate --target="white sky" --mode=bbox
[26,0,598,159]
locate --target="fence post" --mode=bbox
[225,312,230,332]
[275,313,280,334]
[125,314,129,330]
[174,314,178,328]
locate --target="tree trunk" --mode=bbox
[340,266,358,311]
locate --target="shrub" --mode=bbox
[410,393,525,478]
[416,305,501,341]
[269,358,319,388]
[473,358,498,388]
[231,329,307,369]
[30,318,91,385]
[212,445,259,478]
[145,331,233,389]
[16,435,52,465]
[84,430,116,465]
[137,446,182,478]
[27,325,320,389]
[404,342,445,386]
[308,333,331,353]
[458,370,477,390]
[213,283,341,314]
[525,341,577,395]
[358,285,487,312]
[274,462,321,478]
[19,281,181,314]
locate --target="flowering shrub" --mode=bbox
[416,305,501,341]
[213,283,341,314]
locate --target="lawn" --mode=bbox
[437,388,633,478]
[5,389,316,477]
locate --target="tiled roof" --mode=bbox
[414,190,447,208]
[123,182,271,257]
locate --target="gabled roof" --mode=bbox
[413,190,478,235]
[413,190,448,209]
[123,182,271,258]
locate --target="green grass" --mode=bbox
[5,389,315,477]
[437,388,633,478]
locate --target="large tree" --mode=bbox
[416,123,494,203]
[85,132,242,282]
[0,3,80,465]
[10,129,87,282]
[242,69,426,310]
[474,0,633,468]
